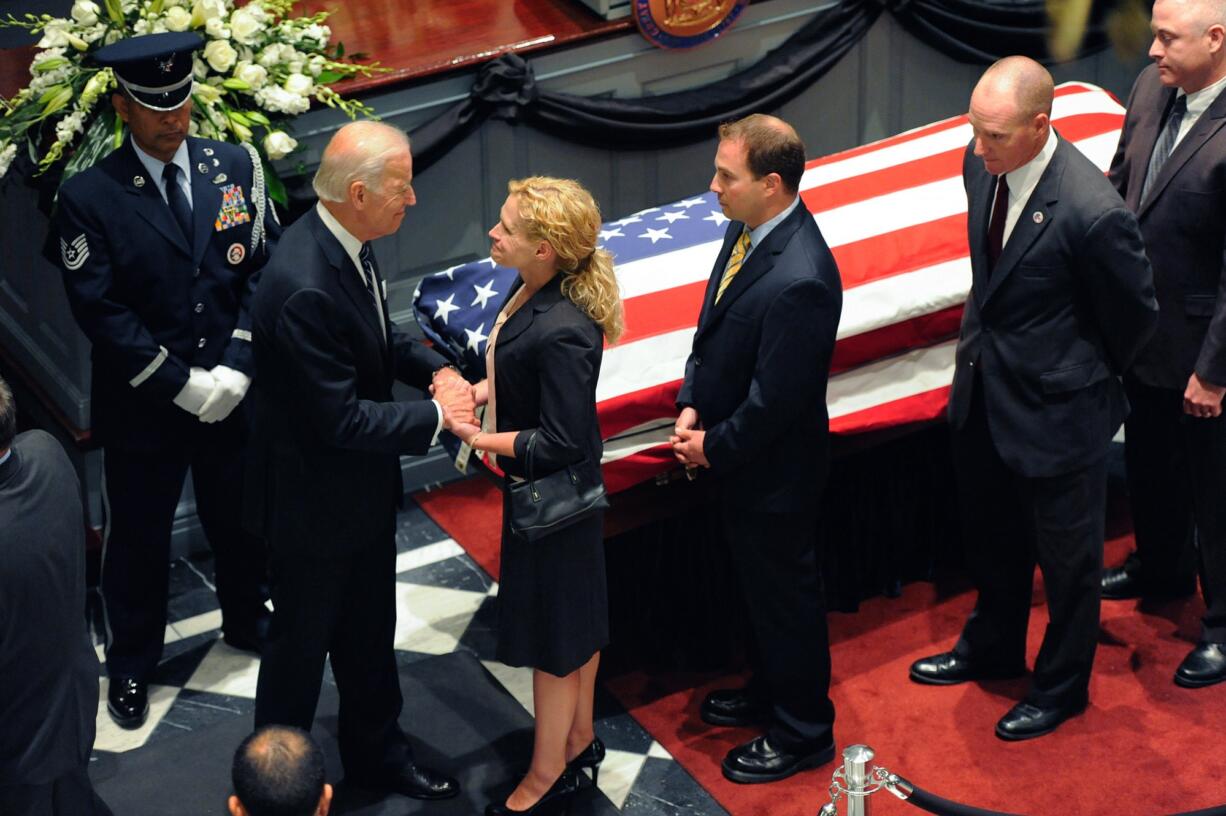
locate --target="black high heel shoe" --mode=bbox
[485,768,580,815]
[566,737,606,787]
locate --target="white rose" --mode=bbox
[283,72,313,96]
[307,55,326,77]
[204,17,228,39]
[234,61,268,89]
[262,130,298,160]
[191,0,224,23]
[164,6,192,31]
[256,45,281,68]
[287,59,304,75]
[70,1,100,26]
[229,8,262,45]
[203,39,237,73]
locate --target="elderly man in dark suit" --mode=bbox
[53,32,279,730]
[672,114,843,784]
[249,121,473,801]
[0,377,112,816]
[1103,0,1226,689]
[908,57,1158,740]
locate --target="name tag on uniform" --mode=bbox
[214,184,253,231]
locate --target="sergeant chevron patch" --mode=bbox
[61,234,89,270]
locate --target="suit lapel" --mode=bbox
[188,139,224,265]
[1128,86,1176,210]
[1140,86,1226,216]
[116,142,191,256]
[695,207,805,342]
[498,275,567,350]
[981,140,1064,305]
[308,210,386,352]
[695,224,741,331]
[966,160,995,307]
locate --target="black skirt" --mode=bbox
[495,487,609,677]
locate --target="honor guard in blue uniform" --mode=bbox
[52,32,280,729]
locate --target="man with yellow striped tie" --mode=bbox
[671,114,844,784]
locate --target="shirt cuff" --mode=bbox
[431,399,444,445]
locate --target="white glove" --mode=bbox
[198,365,251,424]
[173,367,217,415]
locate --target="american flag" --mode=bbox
[413,82,1126,494]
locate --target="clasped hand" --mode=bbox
[430,367,476,428]
[670,406,709,469]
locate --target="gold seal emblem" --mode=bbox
[635,0,747,48]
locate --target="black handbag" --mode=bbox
[508,431,609,542]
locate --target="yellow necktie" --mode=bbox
[715,229,751,304]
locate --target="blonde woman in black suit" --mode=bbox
[451,177,623,815]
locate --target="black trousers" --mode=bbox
[1124,377,1226,642]
[100,423,268,681]
[0,766,113,816]
[254,529,411,780]
[721,500,835,751]
[952,387,1106,706]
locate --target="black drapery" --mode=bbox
[409,0,1123,174]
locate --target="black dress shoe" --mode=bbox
[1101,566,1195,600]
[908,651,1024,685]
[994,697,1087,741]
[485,769,579,815]
[382,762,460,800]
[721,735,835,784]
[107,677,149,729]
[222,610,271,654]
[1174,642,1226,688]
[701,687,768,727]
[566,737,605,786]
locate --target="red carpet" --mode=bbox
[414,476,503,579]
[415,479,1226,815]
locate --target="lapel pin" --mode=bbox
[227,243,246,265]
[213,173,228,185]
[203,147,214,156]
[1032,211,1044,224]
[133,175,146,188]
[197,162,209,174]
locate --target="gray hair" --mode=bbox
[312,121,410,203]
[0,374,15,453]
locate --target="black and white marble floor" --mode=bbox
[86,497,729,816]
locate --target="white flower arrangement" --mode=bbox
[0,0,386,203]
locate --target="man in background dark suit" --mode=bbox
[0,376,112,816]
[1103,0,1226,688]
[909,57,1157,740]
[53,32,278,730]
[672,114,843,784]
[249,121,472,801]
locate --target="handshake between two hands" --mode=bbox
[430,366,478,432]
[173,365,250,423]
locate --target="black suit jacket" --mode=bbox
[55,137,280,449]
[491,274,604,486]
[0,431,98,786]
[677,201,843,513]
[1109,64,1226,389]
[950,135,1158,477]
[247,208,447,557]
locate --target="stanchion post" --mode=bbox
[843,744,875,816]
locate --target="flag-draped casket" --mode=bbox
[413,82,1126,493]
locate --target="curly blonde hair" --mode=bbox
[508,176,624,343]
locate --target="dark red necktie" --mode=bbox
[986,174,1009,271]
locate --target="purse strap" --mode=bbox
[523,430,539,486]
